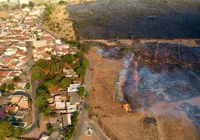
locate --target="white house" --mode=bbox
[4,48,17,55]
[67,84,81,93]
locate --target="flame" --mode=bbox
[122,103,131,112]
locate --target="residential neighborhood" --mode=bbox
[0,4,87,140]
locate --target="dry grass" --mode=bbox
[0,11,13,18]
[42,4,76,40]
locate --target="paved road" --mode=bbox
[23,42,40,134]
[72,55,110,140]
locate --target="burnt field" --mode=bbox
[67,0,200,39]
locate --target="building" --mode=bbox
[15,110,26,119]
[62,114,71,127]
[69,92,80,105]
[67,84,81,93]
[66,102,77,113]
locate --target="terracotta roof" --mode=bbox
[0,71,12,77]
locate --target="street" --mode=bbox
[72,55,110,140]
[23,41,40,134]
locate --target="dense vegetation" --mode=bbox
[0,120,23,139]
[32,42,90,115]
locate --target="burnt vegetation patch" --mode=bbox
[68,0,200,39]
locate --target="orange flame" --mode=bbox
[122,103,131,112]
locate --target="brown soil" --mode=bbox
[87,46,200,140]
[0,10,21,18]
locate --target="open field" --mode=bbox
[0,10,16,18]
[68,0,200,39]
[87,40,200,140]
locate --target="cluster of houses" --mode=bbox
[0,5,84,134]
[47,82,82,128]
[0,94,29,128]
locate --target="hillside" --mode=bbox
[68,0,200,39]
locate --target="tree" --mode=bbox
[50,63,58,72]
[62,54,75,64]
[0,121,14,138]
[44,107,52,116]
[81,59,89,67]
[13,127,24,138]
[75,52,84,58]
[0,83,6,91]
[28,1,34,8]
[7,84,14,91]
[21,4,28,8]
[13,76,21,82]
[25,83,30,90]
[31,66,46,80]
[36,95,47,108]
[54,74,62,82]
[59,0,67,5]
[60,78,72,88]
[77,87,85,96]
[35,59,48,69]
[46,122,53,134]
[62,55,71,63]
[44,79,56,88]
[76,67,86,78]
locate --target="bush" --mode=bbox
[59,0,67,5]
[25,83,30,90]
[77,87,85,96]
[7,84,14,91]
[0,83,6,91]
[13,76,21,82]
[46,123,53,134]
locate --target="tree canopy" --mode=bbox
[7,84,14,91]
[25,83,30,90]
[35,59,48,69]
[0,121,13,138]
[81,59,89,67]
[36,95,47,108]
[0,121,23,138]
[31,66,46,80]
[78,87,85,96]
[13,76,21,82]
[0,83,6,91]
[60,78,72,88]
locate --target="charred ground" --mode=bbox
[68,0,200,39]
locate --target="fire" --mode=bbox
[122,103,131,112]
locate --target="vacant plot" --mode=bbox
[0,11,13,18]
